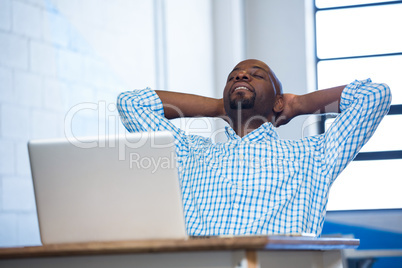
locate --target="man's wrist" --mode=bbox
[216,98,225,117]
[291,94,304,117]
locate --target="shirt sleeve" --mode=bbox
[320,79,392,182]
[116,88,189,155]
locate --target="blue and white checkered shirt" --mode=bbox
[117,79,391,236]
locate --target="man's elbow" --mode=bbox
[365,82,392,111]
[116,92,126,108]
[116,91,137,113]
[377,83,392,109]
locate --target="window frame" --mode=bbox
[313,0,402,161]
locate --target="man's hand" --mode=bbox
[274,85,346,128]
[274,94,298,127]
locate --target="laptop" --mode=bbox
[28,131,187,244]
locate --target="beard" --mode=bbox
[229,92,256,109]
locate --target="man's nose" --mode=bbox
[236,71,250,81]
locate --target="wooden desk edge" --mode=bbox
[0,236,360,259]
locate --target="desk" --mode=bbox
[0,236,359,268]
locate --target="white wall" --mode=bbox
[0,0,218,247]
[162,0,216,137]
[0,0,156,247]
[0,0,316,247]
[244,0,318,139]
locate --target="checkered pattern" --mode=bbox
[117,79,391,236]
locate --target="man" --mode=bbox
[117,59,391,236]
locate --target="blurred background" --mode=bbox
[0,0,401,266]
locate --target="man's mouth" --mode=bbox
[231,83,254,94]
[234,86,251,92]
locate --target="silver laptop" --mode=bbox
[28,131,187,244]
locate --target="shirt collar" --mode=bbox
[225,122,279,141]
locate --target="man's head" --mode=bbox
[223,59,284,125]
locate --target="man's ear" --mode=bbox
[273,95,284,113]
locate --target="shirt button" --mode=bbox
[239,155,244,159]
[238,182,243,187]
[233,204,239,209]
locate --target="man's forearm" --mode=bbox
[155,90,225,119]
[296,85,346,116]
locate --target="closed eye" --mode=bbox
[253,74,264,79]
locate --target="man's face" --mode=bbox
[223,59,278,118]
